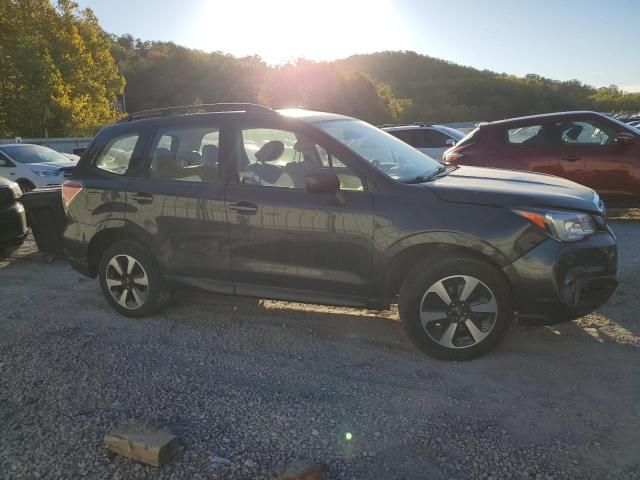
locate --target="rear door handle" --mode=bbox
[131,192,154,204]
[561,155,581,162]
[228,201,258,215]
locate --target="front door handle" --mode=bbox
[229,201,258,215]
[131,192,154,204]
[561,155,581,162]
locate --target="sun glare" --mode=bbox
[191,0,406,64]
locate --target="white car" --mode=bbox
[383,124,465,162]
[0,144,78,192]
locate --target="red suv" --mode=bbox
[444,111,640,204]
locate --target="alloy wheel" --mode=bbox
[105,254,149,309]
[419,275,498,349]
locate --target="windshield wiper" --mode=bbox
[403,164,458,184]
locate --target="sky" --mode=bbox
[76,0,640,92]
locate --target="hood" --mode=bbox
[27,160,77,169]
[426,166,601,213]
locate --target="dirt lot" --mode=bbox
[0,223,639,480]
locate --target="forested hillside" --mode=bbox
[338,51,640,122]
[1,1,639,137]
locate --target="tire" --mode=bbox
[399,256,513,361]
[17,180,35,193]
[98,240,164,317]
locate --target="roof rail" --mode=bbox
[118,103,276,123]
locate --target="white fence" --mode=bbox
[0,137,93,154]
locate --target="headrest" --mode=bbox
[293,138,316,155]
[255,140,284,163]
[180,150,201,166]
[202,144,219,165]
[565,125,583,141]
[155,147,171,158]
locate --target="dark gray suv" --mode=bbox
[62,104,618,360]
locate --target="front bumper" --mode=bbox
[504,229,618,323]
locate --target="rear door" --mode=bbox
[414,129,452,161]
[124,119,231,289]
[499,122,560,174]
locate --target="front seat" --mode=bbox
[243,140,294,187]
[153,147,179,178]
[285,139,323,188]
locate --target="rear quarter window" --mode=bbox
[94,133,140,175]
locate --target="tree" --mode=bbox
[0,0,124,137]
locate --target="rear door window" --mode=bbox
[148,125,221,183]
[94,133,140,175]
[506,125,548,145]
[416,129,450,148]
[389,130,417,147]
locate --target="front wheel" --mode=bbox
[98,241,164,317]
[399,257,513,360]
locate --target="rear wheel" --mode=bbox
[98,241,164,317]
[399,257,513,360]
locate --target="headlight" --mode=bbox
[31,169,60,177]
[513,208,596,242]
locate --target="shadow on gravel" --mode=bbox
[169,288,413,353]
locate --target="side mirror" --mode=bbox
[73,147,86,155]
[614,132,635,145]
[0,159,9,167]
[445,138,457,147]
[305,172,340,194]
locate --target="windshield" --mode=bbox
[315,119,442,182]
[1,145,70,164]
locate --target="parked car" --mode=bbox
[62,152,81,161]
[383,124,465,161]
[63,104,617,360]
[0,177,28,251]
[444,111,640,204]
[0,144,78,192]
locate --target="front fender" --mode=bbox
[370,230,516,306]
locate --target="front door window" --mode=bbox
[235,128,363,191]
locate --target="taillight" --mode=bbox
[444,142,476,163]
[62,181,83,212]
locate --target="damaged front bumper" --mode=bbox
[505,228,618,324]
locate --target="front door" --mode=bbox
[554,119,633,200]
[224,121,374,305]
[125,120,231,290]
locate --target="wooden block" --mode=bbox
[272,459,323,480]
[104,426,179,467]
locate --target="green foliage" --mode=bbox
[0,0,123,137]
[114,41,409,125]
[337,51,640,123]
[2,3,639,137]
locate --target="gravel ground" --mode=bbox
[0,223,639,480]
